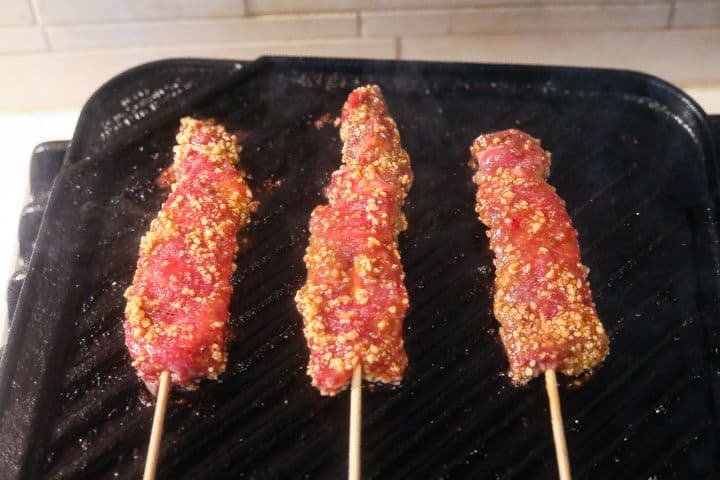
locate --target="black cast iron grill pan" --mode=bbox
[1,56,719,479]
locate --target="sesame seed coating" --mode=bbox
[470,129,609,384]
[124,117,257,394]
[295,85,412,396]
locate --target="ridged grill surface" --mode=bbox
[1,57,719,479]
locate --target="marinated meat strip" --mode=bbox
[295,85,413,396]
[470,129,609,384]
[124,117,257,393]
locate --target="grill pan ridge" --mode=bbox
[1,56,719,479]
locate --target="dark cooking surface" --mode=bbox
[12,115,720,320]
[9,116,720,319]
[1,57,719,479]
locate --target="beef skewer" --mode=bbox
[124,117,256,479]
[470,129,609,480]
[295,85,413,479]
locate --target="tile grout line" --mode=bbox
[0,36,398,54]
[25,0,36,24]
[667,0,677,29]
[34,12,361,30]
[28,0,52,51]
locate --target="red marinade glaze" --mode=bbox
[124,118,256,394]
[295,85,413,395]
[470,129,609,384]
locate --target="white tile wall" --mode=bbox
[0,0,719,110]
[400,29,720,84]
[449,4,671,33]
[362,10,449,37]
[673,2,720,27]
[32,0,246,24]
[0,26,46,53]
[363,4,671,37]
[248,0,546,15]
[1,0,34,25]
[45,13,358,50]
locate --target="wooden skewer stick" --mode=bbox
[545,369,572,480]
[143,370,171,480]
[349,365,362,480]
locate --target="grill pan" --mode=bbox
[1,56,719,479]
